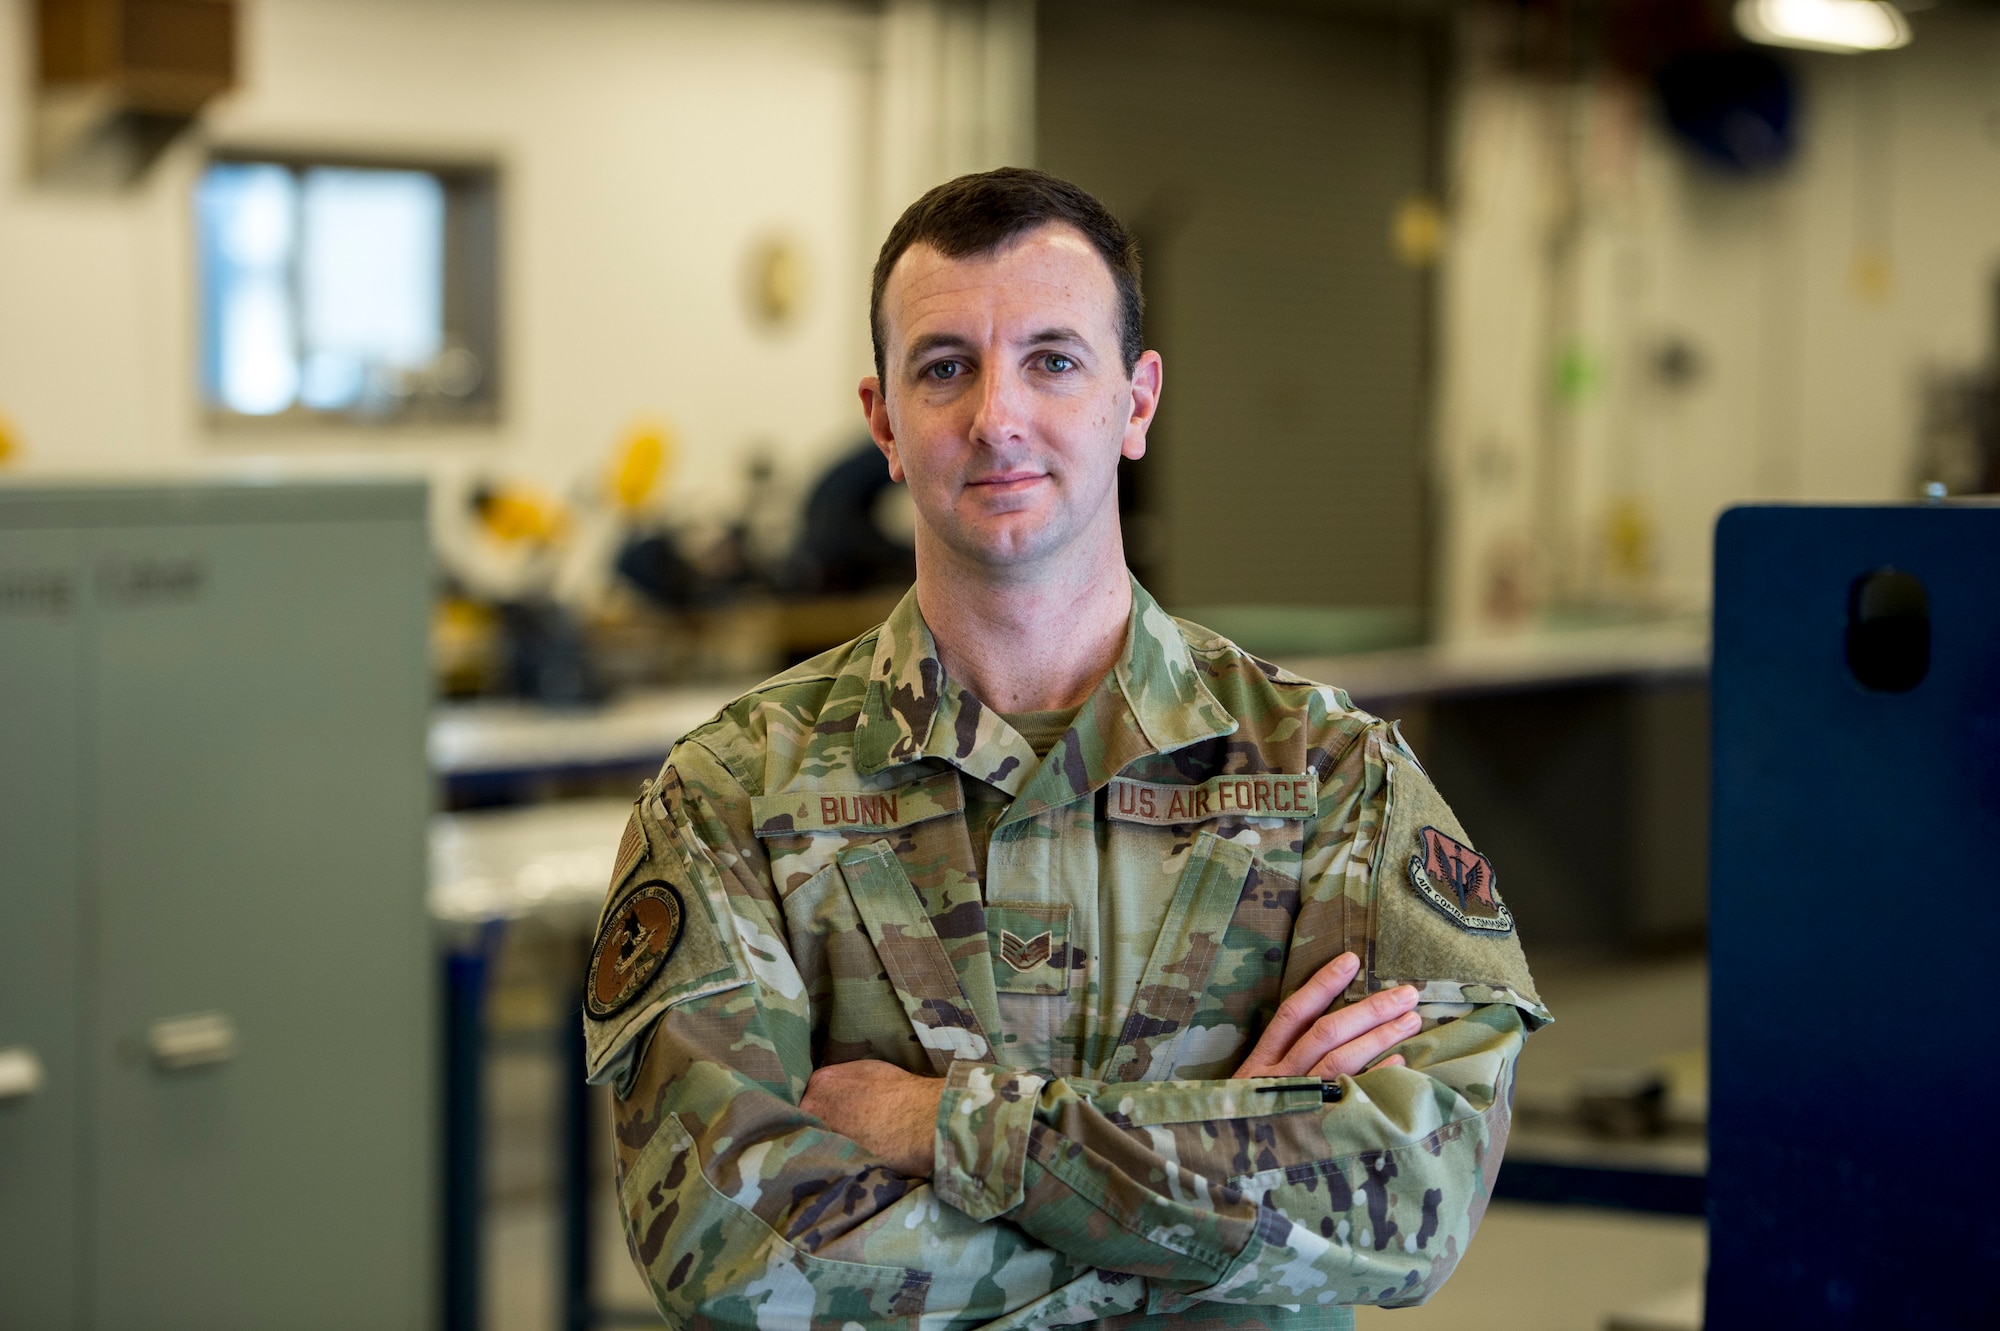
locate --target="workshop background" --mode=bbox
[1,0,1994,1328]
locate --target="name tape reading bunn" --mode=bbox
[1106,772,1319,826]
[750,771,964,836]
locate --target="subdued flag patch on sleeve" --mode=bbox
[610,808,647,895]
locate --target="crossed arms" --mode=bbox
[602,746,1529,1327]
[803,949,1422,1174]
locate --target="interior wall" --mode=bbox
[0,0,1033,597]
[1038,0,1442,615]
[1434,9,2000,640]
[873,0,1034,245]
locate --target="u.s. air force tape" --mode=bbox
[1105,772,1317,825]
[586,881,685,1019]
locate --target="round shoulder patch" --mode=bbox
[1407,826,1515,935]
[586,881,686,1019]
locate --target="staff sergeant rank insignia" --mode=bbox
[1408,826,1514,935]
[586,881,685,1018]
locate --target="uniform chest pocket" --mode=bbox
[1104,829,1257,1082]
[835,841,1001,1073]
[778,861,919,1066]
[986,902,1071,996]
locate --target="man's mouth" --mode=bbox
[968,469,1047,492]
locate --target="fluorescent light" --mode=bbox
[1736,0,1911,52]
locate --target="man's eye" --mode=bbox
[926,361,961,381]
[1041,354,1075,373]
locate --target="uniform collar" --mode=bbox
[853,579,1238,816]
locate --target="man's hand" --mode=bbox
[1234,951,1421,1080]
[801,1059,945,1177]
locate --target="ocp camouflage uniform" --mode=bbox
[583,581,1549,1330]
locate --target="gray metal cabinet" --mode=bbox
[0,521,87,1329]
[0,480,435,1331]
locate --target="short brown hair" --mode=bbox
[869,167,1144,384]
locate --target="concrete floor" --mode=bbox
[1354,1203,1704,1331]
[478,932,1709,1331]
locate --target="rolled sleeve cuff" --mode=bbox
[933,1061,1044,1221]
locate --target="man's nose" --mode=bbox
[968,363,1026,448]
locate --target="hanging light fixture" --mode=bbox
[1735,0,1912,53]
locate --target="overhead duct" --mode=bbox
[34,0,237,187]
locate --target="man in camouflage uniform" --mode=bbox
[583,168,1548,1329]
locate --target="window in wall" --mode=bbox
[196,154,499,423]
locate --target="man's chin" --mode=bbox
[944,520,1065,570]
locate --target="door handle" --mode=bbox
[147,1013,238,1071]
[0,1045,46,1101]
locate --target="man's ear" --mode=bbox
[1120,350,1163,462]
[859,376,905,481]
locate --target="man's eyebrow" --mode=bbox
[901,327,1092,368]
[1023,327,1089,348]
[903,332,975,364]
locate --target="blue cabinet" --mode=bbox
[1708,502,2000,1329]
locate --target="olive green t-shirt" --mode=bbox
[999,706,1081,760]
[963,706,1081,875]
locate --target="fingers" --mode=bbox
[1263,984,1420,1078]
[1239,953,1361,1073]
[1308,1008,1421,1079]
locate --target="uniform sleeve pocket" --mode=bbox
[1370,747,1549,1027]
[583,811,751,1092]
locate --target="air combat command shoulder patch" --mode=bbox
[586,881,685,1018]
[1408,826,1514,935]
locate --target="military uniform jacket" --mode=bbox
[583,582,1549,1331]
